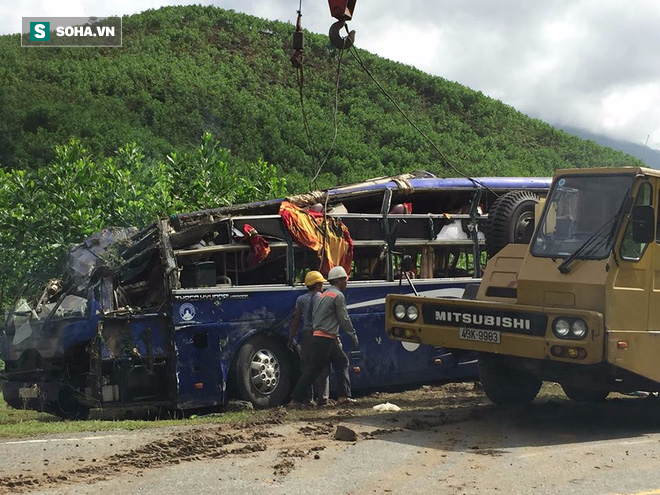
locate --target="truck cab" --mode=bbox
[386,167,660,404]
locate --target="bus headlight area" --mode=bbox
[393,302,420,323]
[552,317,588,340]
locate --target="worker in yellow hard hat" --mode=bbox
[289,265,359,408]
[287,270,330,406]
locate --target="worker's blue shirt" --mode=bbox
[295,290,319,333]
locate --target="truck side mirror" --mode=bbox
[632,205,655,243]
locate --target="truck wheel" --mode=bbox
[478,354,541,405]
[561,384,609,403]
[231,335,292,409]
[485,190,540,258]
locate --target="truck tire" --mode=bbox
[561,384,609,403]
[231,335,292,409]
[485,190,540,258]
[478,354,541,405]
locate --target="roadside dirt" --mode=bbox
[0,381,486,493]
[2,381,654,494]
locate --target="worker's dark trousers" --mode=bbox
[300,331,330,402]
[291,335,350,403]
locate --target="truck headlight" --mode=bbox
[571,319,587,339]
[553,318,571,337]
[553,317,588,339]
[393,303,407,321]
[406,305,419,322]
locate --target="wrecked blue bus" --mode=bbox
[1,172,549,417]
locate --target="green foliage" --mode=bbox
[168,133,287,210]
[0,5,641,177]
[0,389,267,438]
[0,5,644,307]
[0,134,286,309]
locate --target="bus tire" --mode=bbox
[478,354,541,405]
[232,335,292,409]
[169,223,217,249]
[561,383,609,403]
[485,190,540,258]
[58,392,90,420]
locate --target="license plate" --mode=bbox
[19,387,39,399]
[459,327,501,344]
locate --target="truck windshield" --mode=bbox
[530,174,634,260]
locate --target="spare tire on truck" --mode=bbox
[484,190,540,258]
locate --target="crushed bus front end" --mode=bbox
[2,296,98,416]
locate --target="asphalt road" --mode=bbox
[3,385,660,495]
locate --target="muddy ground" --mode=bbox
[2,382,660,494]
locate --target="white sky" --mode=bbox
[4,0,660,149]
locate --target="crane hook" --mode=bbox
[329,20,355,50]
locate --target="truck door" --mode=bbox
[607,179,660,382]
[611,180,653,332]
[647,180,660,329]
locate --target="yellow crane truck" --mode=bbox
[386,166,660,404]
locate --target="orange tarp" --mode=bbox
[279,201,353,277]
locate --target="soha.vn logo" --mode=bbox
[30,22,50,41]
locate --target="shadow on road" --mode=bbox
[312,391,660,453]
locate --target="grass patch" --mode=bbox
[0,392,269,439]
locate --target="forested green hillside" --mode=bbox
[0,6,641,184]
[0,5,643,307]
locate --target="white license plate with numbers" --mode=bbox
[459,327,501,344]
[19,387,39,399]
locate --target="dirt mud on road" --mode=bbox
[3,382,660,494]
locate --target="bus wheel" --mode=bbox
[57,386,90,420]
[561,384,609,403]
[478,354,541,405]
[485,190,540,258]
[232,335,292,409]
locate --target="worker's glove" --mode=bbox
[352,336,359,349]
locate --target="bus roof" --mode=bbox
[331,176,552,195]
[175,173,552,222]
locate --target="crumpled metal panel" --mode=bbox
[67,227,137,286]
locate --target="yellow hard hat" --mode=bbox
[304,270,327,287]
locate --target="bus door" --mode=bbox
[96,314,173,407]
[173,325,224,409]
